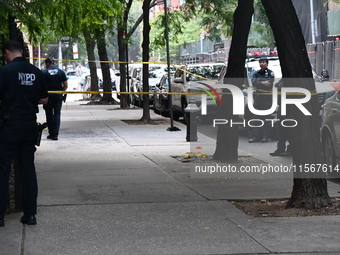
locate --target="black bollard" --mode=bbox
[185,98,200,142]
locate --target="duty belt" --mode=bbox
[8,114,37,121]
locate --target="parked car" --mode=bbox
[244,57,336,108]
[214,56,335,138]
[80,70,90,87]
[129,64,170,107]
[232,56,335,121]
[67,75,81,91]
[128,64,143,105]
[171,62,226,122]
[135,69,166,107]
[321,89,340,176]
[113,64,141,99]
[66,70,81,91]
[97,68,117,91]
[66,70,77,78]
[153,74,170,117]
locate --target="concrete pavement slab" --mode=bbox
[23,202,269,255]
[0,213,22,255]
[237,216,340,253]
[37,168,205,205]
[208,201,340,253]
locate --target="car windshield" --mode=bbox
[186,64,224,81]
[246,67,257,78]
[149,70,164,79]
[67,71,77,77]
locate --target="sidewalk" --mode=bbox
[1,96,340,255]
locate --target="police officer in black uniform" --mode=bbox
[248,57,275,143]
[0,41,48,227]
[43,58,68,141]
[269,79,292,156]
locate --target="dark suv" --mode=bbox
[321,89,340,176]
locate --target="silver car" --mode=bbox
[321,89,340,176]
[171,62,226,122]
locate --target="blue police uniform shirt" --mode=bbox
[251,68,275,91]
[0,57,48,115]
[43,65,67,91]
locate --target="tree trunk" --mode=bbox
[83,28,101,100]
[261,0,331,209]
[140,0,151,122]
[116,0,153,109]
[213,0,254,162]
[96,30,117,104]
[117,25,129,109]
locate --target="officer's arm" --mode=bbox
[261,80,271,87]
[39,97,48,105]
[62,80,68,91]
[260,71,274,88]
[251,73,264,88]
[251,73,259,87]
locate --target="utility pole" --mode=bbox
[163,0,180,131]
[58,38,63,69]
[310,0,316,44]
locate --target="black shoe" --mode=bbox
[47,135,58,140]
[20,214,37,225]
[248,138,260,143]
[261,138,271,143]
[0,219,4,227]
[269,150,284,156]
[281,151,292,157]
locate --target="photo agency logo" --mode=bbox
[198,83,312,128]
[196,82,223,113]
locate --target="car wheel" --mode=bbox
[181,99,188,125]
[159,97,168,117]
[130,94,136,106]
[323,132,337,176]
[160,105,169,117]
[138,95,143,108]
[153,100,160,114]
[172,110,181,121]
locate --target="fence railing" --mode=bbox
[179,38,340,80]
[307,40,340,80]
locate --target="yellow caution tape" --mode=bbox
[32,58,317,96]
[49,89,318,96]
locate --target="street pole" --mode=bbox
[310,0,316,44]
[123,30,130,106]
[38,43,41,69]
[164,0,180,131]
[58,38,62,69]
